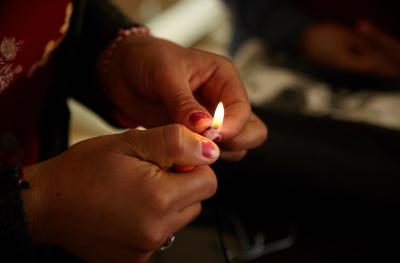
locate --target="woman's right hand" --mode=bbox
[22,125,219,262]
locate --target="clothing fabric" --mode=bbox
[0,0,72,165]
[0,0,137,260]
[0,134,33,262]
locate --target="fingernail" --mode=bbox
[189,112,210,126]
[202,139,219,159]
[202,129,222,142]
[213,134,222,143]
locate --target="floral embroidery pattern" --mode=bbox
[0,37,24,95]
[0,2,73,95]
[0,37,23,61]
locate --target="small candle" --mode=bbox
[211,102,224,132]
[203,102,224,142]
[175,102,224,173]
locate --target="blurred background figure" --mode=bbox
[218,0,400,262]
[227,0,400,78]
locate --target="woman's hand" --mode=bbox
[300,22,400,77]
[357,21,400,73]
[22,125,219,262]
[103,35,267,160]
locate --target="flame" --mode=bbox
[211,102,224,131]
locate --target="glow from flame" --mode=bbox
[211,102,224,131]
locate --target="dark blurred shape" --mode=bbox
[299,0,400,37]
[215,1,400,262]
[225,0,400,86]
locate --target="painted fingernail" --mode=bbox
[202,139,219,159]
[213,134,222,143]
[202,129,222,142]
[189,112,210,126]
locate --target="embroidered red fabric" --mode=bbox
[0,0,72,165]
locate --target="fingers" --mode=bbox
[220,150,248,161]
[164,202,202,242]
[122,125,220,169]
[120,124,219,224]
[329,31,397,76]
[221,112,267,152]
[140,203,203,258]
[356,21,400,75]
[332,34,399,77]
[162,203,203,246]
[157,168,216,248]
[358,21,400,57]
[161,165,218,211]
[155,65,214,133]
[337,51,399,77]
[160,50,251,141]
[300,23,400,77]
[217,113,267,161]
[198,54,252,141]
[121,125,219,210]
[120,165,216,254]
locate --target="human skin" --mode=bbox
[300,21,400,77]
[20,33,268,262]
[22,125,220,262]
[104,34,268,160]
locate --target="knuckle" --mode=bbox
[123,129,147,155]
[169,91,196,112]
[155,62,174,78]
[163,124,186,158]
[216,54,234,67]
[148,190,172,215]
[124,128,140,139]
[203,169,218,198]
[193,203,202,218]
[123,129,141,146]
[140,225,167,251]
[221,56,238,72]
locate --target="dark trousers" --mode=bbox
[212,107,400,262]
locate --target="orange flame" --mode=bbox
[211,102,224,132]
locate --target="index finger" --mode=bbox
[199,55,251,141]
[221,112,267,152]
[160,165,218,211]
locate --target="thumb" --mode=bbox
[121,125,220,169]
[157,74,213,133]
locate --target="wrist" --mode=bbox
[97,27,152,128]
[98,27,150,92]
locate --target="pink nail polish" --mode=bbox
[213,134,222,143]
[202,129,222,142]
[202,139,219,159]
[189,112,210,126]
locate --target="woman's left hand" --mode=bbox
[102,34,267,160]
